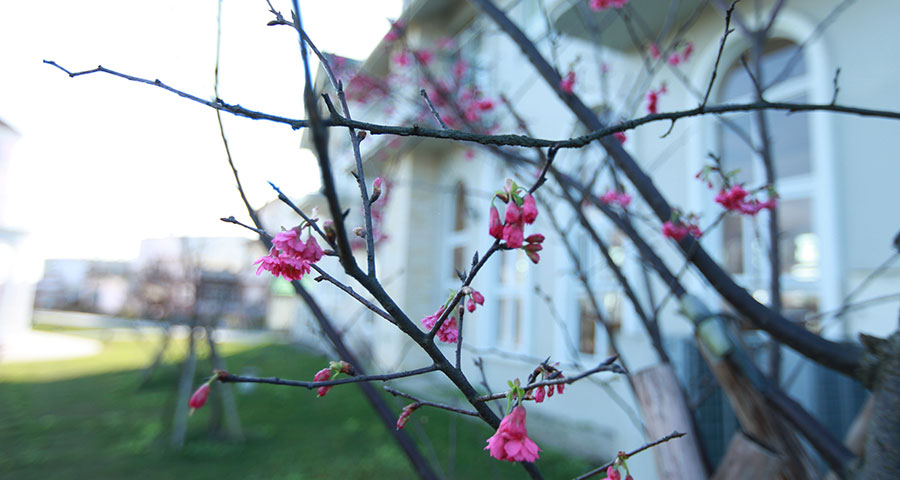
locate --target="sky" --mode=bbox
[0,0,402,262]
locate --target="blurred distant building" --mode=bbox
[0,118,34,349]
[130,237,270,328]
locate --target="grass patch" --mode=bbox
[0,335,588,479]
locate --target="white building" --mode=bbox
[260,1,899,476]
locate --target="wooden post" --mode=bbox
[713,432,785,480]
[633,364,708,479]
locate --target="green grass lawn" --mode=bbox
[0,332,589,479]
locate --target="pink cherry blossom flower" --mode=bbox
[589,0,630,12]
[667,52,682,66]
[662,220,702,241]
[505,201,522,225]
[600,190,631,207]
[453,59,469,79]
[392,51,411,67]
[648,43,661,60]
[522,194,538,224]
[254,250,311,281]
[614,131,627,144]
[715,185,776,215]
[414,49,434,66]
[502,223,525,249]
[556,376,565,395]
[485,406,541,462]
[272,227,305,257]
[313,368,332,397]
[421,307,459,343]
[384,20,405,42]
[467,299,476,313]
[646,84,667,114]
[682,42,694,61]
[533,385,545,403]
[189,383,210,411]
[560,71,576,94]
[301,236,324,263]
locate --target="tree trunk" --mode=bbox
[713,432,784,480]
[633,364,708,479]
[205,326,243,441]
[171,326,196,450]
[857,332,900,479]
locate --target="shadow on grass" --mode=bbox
[0,342,589,479]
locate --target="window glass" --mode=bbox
[768,95,811,178]
[779,198,818,280]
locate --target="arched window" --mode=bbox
[717,39,820,319]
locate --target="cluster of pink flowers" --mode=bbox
[255,227,325,281]
[589,0,629,11]
[421,306,459,343]
[529,362,566,403]
[313,368,332,397]
[662,219,702,241]
[600,189,632,208]
[465,288,485,313]
[646,83,667,114]
[312,361,353,398]
[715,184,776,215]
[489,181,541,254]
[485,406,541,462]
[560,71,576,94]
[667,42,695,66]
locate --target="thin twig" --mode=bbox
[420,88,449,129]
[384,386,480,417]
[574,431,687,480]
[702,1,738,108]
[475,356,623,402]
[218,364,439,390]
[43,61,900,150]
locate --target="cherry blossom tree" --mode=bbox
[45,0,900,478]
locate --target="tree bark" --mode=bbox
[633,364,708,479]
[712,432,784,480]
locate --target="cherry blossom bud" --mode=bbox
[607,466,621,480]
[505,201,522,225]
[396,404,418,430]
[471,290,485,305]
[467,299,476,313]
[370,177,384,203]
[323,219,336,244]
[313,368,332,397]
[524,243,543,253]
[526,250,540,264]
[189,383,210,412]
[353,226,366,238]
[525,234,545,244]
[489,206,503,239]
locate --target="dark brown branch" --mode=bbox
[217,364,438,389]
[43,60,900,152]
